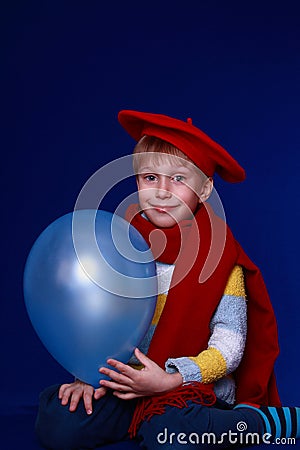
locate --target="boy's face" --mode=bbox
[136,155,212,228]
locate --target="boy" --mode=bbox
[36,110,299,449]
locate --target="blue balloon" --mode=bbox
[24,210,157,387]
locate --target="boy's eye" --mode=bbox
[172,175,185,183]
[144,175,157,182]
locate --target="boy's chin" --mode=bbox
[146,212,178,228]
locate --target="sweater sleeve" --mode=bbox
[165,265,247,384]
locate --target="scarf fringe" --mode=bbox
[128,382,216,438]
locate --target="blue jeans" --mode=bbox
[35,384,263,449]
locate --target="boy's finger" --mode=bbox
[100,379,132,392]
[58,383,70,399]
[94,386,107,400]
[60,388,73,405]
[113,391,141,400]
[83,392,93,415]
[134,348,151,366]
[69,391,82,412]
[106,358,127,371]
[61,393,70,406]
[105,359,136,377]
[100,366,132,385]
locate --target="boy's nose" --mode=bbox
[155,178,172,199]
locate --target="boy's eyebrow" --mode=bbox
[137,167,155,173]
[137,165,191,173]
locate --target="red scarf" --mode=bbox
[126,203,281,436]
[126,203,281,408]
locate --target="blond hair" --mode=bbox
[133,135,207,180]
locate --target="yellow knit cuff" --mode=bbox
[189,347,227,384]
[224,265,246,298]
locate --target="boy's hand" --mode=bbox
[58,380,107,414]
[99,348,182,400]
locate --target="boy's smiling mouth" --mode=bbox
[149,204,179,213]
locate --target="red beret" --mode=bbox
[118,110,245,183]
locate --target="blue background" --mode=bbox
[1,1,299,448]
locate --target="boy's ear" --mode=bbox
[199,177,213,203]
[135,174,140,187]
